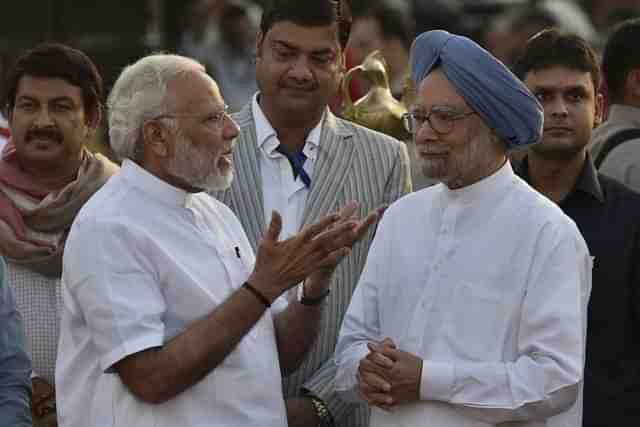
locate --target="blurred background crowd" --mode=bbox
[1,0,639,153]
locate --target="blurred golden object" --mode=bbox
[342,50,410,140]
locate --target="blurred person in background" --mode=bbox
[591,18,640,191]
[582,0,640,33]
[345,0,414,100]
[207,0,260,111]
[178,0,228,65]
[0,256,32,427]
[0,43,118,427]
[483,0,596,69]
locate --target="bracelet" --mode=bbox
[242,282,271,308]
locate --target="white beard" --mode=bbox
[168,132,233,192]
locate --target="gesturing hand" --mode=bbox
[307,202,385,284]
[357,337,422,410]
[248,206,361,302]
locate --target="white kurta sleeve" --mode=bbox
[333,215,391,403]
[420,223,591,424]
[63,219,166,373]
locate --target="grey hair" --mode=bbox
[107,54,205,161]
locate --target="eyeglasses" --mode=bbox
[151,104,231,129]
[403,107,476,135]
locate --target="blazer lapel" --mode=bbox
[229,104,266,251]
[302,111,355,226]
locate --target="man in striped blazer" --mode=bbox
[210,1,411,426]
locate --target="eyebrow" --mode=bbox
[16,95,76,104]
[272,39,335,56]
[531,84,590,94]
[411,104,467,112]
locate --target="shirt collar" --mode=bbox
[120,159,194,208]
[513,154,604,203]
[251,93,323,156]
[442,160,515,205]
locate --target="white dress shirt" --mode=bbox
[252,94,322,239]
[334,162,592,427]
[56,160,288,427]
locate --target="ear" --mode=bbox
[85,106,102,130]
[627,68,640,100]
[142,120,170,158]
[594,91,604,127]
[255,31,265,60]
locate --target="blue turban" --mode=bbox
[410,30,543,148]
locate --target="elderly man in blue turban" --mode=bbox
[333,30,592,427]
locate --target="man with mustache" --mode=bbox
[514,29,640,427]
[210,1,411,426]
[56,53,380,427]
[0,43,118,426]
[333,30,592,427]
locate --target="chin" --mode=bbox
[531,143,583,161]
[199,172,234,192]
[420,160,449,180]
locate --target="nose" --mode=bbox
[288,56,313,81]
[414,118,438,146]
[223,115,240,140]
[548,97,569,118]
[34,107,54,127]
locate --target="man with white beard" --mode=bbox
[55,54,381,427]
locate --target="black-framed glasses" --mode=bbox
[403,107,476,135]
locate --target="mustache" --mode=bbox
[417,145,450,155]
[280,79,318,92]
[26,128,63,143]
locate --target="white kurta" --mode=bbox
[334,162,592,427]
[56,160,288,427]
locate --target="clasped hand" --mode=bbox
[357,338,423,410]
[248,201,383,302]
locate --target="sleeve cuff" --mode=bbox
[333,342,368,395]
[420,360,455,401]
[101,334,164,373]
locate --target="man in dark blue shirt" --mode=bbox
[0,256,32,426]
[514,29,640,426]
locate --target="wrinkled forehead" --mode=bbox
[415,69,470,110]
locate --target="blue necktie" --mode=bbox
[276,145,311,188]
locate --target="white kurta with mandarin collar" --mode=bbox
[334,162,592,427]
[56,160,288,427]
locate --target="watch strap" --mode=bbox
[298,282,330,305]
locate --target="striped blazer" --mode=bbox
[211,102,411,427]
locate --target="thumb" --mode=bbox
[265,210,283,242]
[381,337,397,349]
